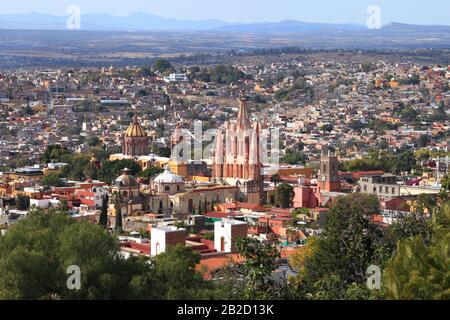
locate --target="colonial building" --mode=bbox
[151,165,186,195]
[122,116,149,157]
[358,174,401,198]
[317,146,341,193]
[212,92,263,204]
[111,168,146,216]
[144,165,238,217]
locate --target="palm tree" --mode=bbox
[111,192,124,233]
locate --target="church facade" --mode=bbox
[212,92,263,204]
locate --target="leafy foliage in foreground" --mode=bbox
[290,193,449,300]
[295,194,387,300]
[381,205,450,300]
[1,194,448,300]
[0,209,211,300]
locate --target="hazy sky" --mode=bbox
[1,0,449,25]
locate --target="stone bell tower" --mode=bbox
[317,146,341,193]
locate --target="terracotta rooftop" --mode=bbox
[196,254,245,280]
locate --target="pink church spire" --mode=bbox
[236,90,250,129]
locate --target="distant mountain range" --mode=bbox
[1,12,450,34]
[0,12,231,31]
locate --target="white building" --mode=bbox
[150,226,186,257]
[30,198,61,209]
[214,219,248,253]
[164,73,188,83]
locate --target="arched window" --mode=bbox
[165,186,171,192]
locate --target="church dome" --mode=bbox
[125,116,147,138]
[115,168,138,187]
[153,165,183,184]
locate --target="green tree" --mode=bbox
[416,194,438,215]
[275,183,295,209]
[153,59,175,75]
[111,192,124,233]
[387,212,433,246]
[299,194,387,300]
[59,154,93,181]
[399,106,419,122]
[138,67,156,77]
[0,209,151,299]
[41,145,71,163]
[15,194,30,211]
[99,194,109,228]
[235,238,282,300]
[381,205,450,300]
[59,199,69,212]
[441,174,450,193]
[99,160,141,184]
[281,150,307,165]
[41,174,65,187]
[152,245,205,299]
[137,167,164,180]
[292,208,310,224]
[394,151,416,174]
[321,124,334,133]
[86,136,100,147]
[195,65,252,85]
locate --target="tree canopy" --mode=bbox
[275,183,295,209]
[0,209,215,300]
[381,205,450,300]
[296,194,388,299]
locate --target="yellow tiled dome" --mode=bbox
[125,116,147,137]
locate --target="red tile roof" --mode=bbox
[350,170,385,180]
[120,242,151,256]
[196,254,245,280]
